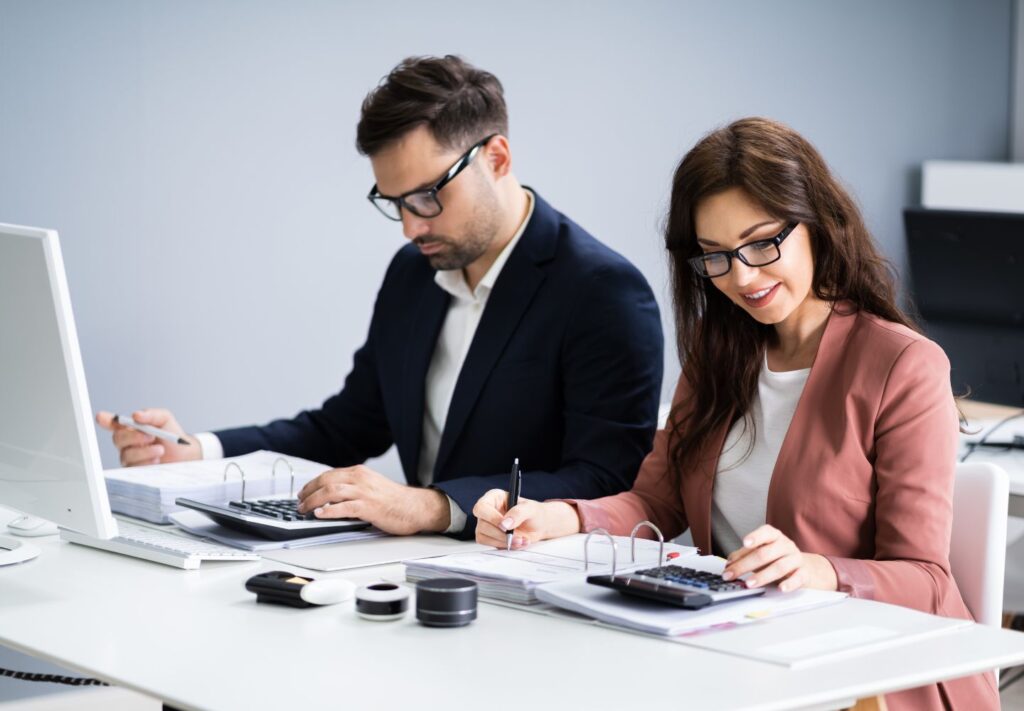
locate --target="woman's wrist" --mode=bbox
[545,501,583,538]
[807,553,839,591]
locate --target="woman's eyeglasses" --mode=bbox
[688,223,798,278]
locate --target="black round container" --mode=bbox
[355,583,409,621]
[415,578,478,627]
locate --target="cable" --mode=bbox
[0,666,109,687]
[960,410,1024,463]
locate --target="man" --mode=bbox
[98,55,663,539]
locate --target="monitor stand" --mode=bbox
[0,535,40,566]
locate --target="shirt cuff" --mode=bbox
[444,496,468,534]
[193,432,224,460]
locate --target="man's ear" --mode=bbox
[482,135,512,179]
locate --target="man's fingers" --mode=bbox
[297,469,354,501]
[95,411,119,431]
[131,408,174,428]
[314,500,362,520]
[113,428,155,451]
[121,444,165,467]
[298,482,359,513]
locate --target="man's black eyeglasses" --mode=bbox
[688,223,798,278]
[367,134,498,221]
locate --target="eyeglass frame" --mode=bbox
[688,222,799,278]
[366,133,498,221]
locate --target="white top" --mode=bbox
[196,190,536,535]
[710,354,810,555]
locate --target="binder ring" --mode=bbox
[223,462,246,502]
[629,520,665,565]
[583,528,618,576]
[272,457,295,498]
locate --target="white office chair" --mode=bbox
[949,461,1009,628]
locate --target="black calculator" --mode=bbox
[587,564,766,609]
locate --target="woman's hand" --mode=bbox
[472,489,582,549]
[723,524,838,592]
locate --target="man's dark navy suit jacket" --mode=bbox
[216,191,663,538]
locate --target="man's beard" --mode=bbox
[416,186,502,272]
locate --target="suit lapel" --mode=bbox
[432,189,557,479]
[399,281,450,482]
[432,256,545,478]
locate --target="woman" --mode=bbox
[472,117,997,710]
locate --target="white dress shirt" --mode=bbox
[196,190,536,535]
[710,354,810,555]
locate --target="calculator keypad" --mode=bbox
[229,498,316,521]
[632,565,748,592]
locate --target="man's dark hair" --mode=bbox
[356,55,508,156]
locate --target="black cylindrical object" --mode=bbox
[355,583,410,621]
[415,578,478,627]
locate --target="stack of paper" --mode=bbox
[104,450,330,524]
[404,534,698,605]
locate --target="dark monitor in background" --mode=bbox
[904,208,1024,407]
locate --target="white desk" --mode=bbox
[2,510,1024,711]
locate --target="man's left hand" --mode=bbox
[296,466,450,536]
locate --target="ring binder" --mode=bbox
[223,462,246,501]
[629,521,665,566]
[584,521,665,580]
[583,528,618,575]
[272,457,295,498]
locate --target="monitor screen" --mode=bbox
[904,208,1024,407]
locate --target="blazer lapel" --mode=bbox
[399,282,450,482]
[432,256,545,478]
[765,302,857,524]
[432,189,558,479]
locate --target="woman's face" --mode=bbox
[694,187,816,327]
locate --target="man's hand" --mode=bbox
[96,408,201,467]
[296,465,450,536]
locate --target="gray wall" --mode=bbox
[0,0,1015,703]
[0,0,1013,464]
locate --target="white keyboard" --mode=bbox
[60,521,260,569]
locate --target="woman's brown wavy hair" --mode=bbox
[665,117,918,478]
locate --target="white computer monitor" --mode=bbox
[0,222,118,564]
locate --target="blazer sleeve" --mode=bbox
[823,339,964,613]
[213,276,394,467]
[562,375,691,540]
[434,261,664,538]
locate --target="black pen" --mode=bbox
[505,457,521,551]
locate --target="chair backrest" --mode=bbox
[950,462,1009,627]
